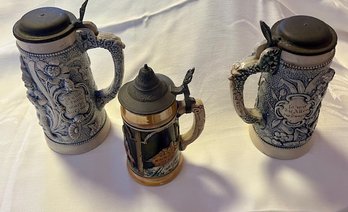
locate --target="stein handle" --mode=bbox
[177,98,205,151]
[229,43,281,125]
[76,25,125,110]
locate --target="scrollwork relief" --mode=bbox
[19,42,104,144]
[254,61,335,148]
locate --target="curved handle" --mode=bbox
[229,45,281,125]
[76,26,125,110]
[177,99,205,151]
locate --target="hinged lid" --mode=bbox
[118,64,176,115]
[270,15,337,55]
[13,0,89,43]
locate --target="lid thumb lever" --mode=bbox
[172,68,196,113]
[260,21,276,47]
[75,0,98,34]
[79,0,89,22]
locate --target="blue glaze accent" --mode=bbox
[19,28,124,147]
[254,60,334,148]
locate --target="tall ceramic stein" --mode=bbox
[13,1,125,154]
[118,65,205,186]
[229,16,337,159]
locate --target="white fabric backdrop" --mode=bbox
[1,0,348,211]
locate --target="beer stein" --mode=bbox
[13,1,125,154]
[118,65,205,185]
[229,16,337,159]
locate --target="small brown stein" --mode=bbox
[118,65,205,186]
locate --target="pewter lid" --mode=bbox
[118,64,176,115]
[271,15,337,55]
[13,0,90,43]
[13,7,78,43]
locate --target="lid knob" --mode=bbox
[134,64,161,92]
[118,65,176,115]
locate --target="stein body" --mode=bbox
[118,65,205,185]
[13,4,125,154]
[230,16,337,159]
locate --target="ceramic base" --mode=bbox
[127,154,184,186]
[46,116,111,155]
[249,125,314,160]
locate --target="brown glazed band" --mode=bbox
[121,103,177,130]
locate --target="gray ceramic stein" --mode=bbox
[13,1,125,154]
[229,16,337,159]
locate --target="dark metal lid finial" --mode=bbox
[118,65,176,114]
[118,65,197,115]
[79,0,89,22]
[260,21,276,47]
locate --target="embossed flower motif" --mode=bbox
[68,123,81,140]
[271,126,310,146]
[36,61,69,85]
[274,131,294,143]
[44,65,61,77]
[88,121,100,136]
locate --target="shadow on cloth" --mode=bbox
[146,159,239,212]
[55,125,137,201]
[55,125,239,211]
[265,130,348,209]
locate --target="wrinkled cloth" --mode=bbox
[1,0,348,211]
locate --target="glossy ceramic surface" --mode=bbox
[119,65,205,185]
[230,16,337,159]
[14,3,125,154]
